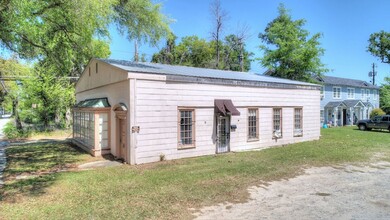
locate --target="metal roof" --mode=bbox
[99,59,319,87]
[314,76,379,89]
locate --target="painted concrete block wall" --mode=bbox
[134,79,320,164]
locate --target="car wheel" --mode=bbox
[359,124,366,131]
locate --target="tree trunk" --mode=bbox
[13,99,22,130]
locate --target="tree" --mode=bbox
[210,0,228,69]
[368,31,390,64]
[221,34,253,72]
[0,56,31,129]
[0,0,171,76]
[258,4,327,82]
[380,77,390,114]
[152,35,253,71]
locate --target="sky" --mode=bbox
[109,0,390,85]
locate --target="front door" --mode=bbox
[343,109,347,126]
[216,116,230,153]
[118,119,127,160]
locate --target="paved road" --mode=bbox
[0,117,11,186]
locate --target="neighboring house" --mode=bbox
[314,76,380,127]
[73,58,321,164]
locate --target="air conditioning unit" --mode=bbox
[273,130,282,139]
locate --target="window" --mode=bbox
[320,86,325,98]
[347,88,355,99]
[73,111,95,147]
[294,108,303,137]
[248,108,259,140]
[96,63,98,73]
[361,89,365,99]
[273,108,282,138]
[373,90,377,100]
[88,67,91,76]
[366,89,370,99]
[333,87,341,99]
[178,109,195,148]
[320,110,324,125]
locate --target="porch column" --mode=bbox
[333,107,337,126]
[349,107,354,125]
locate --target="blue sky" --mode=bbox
[109,0,390,85]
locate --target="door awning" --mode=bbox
[214,99,240,116]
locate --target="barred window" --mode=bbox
[248,108,258,140]
[178,109,195,148]
[273,108,282,138]
[294,108,303,137]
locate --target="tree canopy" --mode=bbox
[380,77,390,114]
[368,31,390,64]
[152,34,253,71]
[0,0,171,76]
[258,4,327,82]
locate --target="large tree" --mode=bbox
[368,31,390,64]
[0,0,171,76]
[258,4,327,82]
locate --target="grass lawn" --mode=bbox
[0,127,389,219]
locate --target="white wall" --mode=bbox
[134,79,320,164]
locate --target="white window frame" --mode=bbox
[273,108,282,139]
[320,86,325,99]
[294,108,303,137]
[347,88,355,99]
[247,108,259,141]
[333,87,341,99]
[366,89,370,99]
[373,90,377,100]
[361,89,365,99]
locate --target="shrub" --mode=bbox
[3,121,31,139]
[370,108,386,119]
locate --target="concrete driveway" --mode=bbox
[194,161,390,220]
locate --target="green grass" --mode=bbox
[0,127,389,219]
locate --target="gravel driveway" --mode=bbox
[194,161,390,220]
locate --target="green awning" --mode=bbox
[75,98,111,108]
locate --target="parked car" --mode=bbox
[357,115,390,132]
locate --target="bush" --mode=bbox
[370,108,386,119]
[3,121,31,139]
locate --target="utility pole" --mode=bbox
[134,41,139,62]
[368,63,377,85]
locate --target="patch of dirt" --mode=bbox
[194,161,390,220]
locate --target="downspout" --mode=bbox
[129,78,137,165]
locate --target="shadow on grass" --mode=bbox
[0,141,89,202]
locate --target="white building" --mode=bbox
[73,59,321,164]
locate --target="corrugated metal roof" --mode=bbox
[99,59,319,87]
[315,75,379,89]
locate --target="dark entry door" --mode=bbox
[216,116,230,153]
[343,109,347,126]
